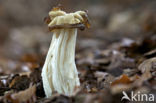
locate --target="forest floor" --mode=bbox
[0,0,156,103]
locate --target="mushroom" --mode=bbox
[42,7,90,97]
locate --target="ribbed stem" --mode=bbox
[42,29,80,97]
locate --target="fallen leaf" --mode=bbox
[111,74,132,86]
[9,75,30,91]
[4,85,36,103]
[144,48,156,58]
[138,57,156,73]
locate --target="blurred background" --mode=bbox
[0,0,156,74]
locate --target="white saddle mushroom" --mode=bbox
[42,7,90,97]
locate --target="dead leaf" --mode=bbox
[94,71,108,83]
[111,84,132,94]
[138,57,156,73]
[9,75,30,91]
[4,85,36,103]
[144,48,156,58]
[111,74,132,86]
[111,75,140,94]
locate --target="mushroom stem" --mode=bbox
[42,8,90,97]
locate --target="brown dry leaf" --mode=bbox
[94,71,108,83]
[141,69,152,80]
[111,74,140,94]
[111,74,132,86]
[111,84,132,94]
[9,75,30,91]
[133,69,152,87]
[5,85,36,103]
[144,48,156,58]
[138,57,156,73]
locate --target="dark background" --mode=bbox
[0,0,156,73]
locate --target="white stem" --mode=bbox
[42,28,80,97]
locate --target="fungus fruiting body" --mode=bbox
[42,8,90,97]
